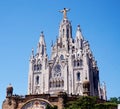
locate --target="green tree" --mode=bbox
[64,96,117,109]
[65,96,97,109]
[95,102,117,109]
[109,97,118,103]
[109,97,120,104]
[118,97,120,103]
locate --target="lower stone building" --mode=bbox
[2,85,78,109]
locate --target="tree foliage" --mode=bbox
[109,97,120,104]
[46,104,58,109]
[95,102,117,109]
[64,96,117,109]
[65,96,97,109]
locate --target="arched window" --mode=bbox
[77,60,82,67]
[77,60,80,66]
[37,65,39,70]
[77,72,80,81]
[60,55,64,60]
[36,76,39,85]
[34,65,37,71]
[37,64,42,71]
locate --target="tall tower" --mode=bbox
[27,8,106,100]
[28,32,48,94]
[49,8,73,94]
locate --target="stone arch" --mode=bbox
[21,98,53,109]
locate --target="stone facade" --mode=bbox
[28,8,106,99]
[2,91,77,109]
[2,8,107,109]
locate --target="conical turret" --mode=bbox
[75,25,83,49]
[58,8,72,52]
[76,25,83,40]
[37,31,46,56]
[39,31,46,45]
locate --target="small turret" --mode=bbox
[76,25,83,40]
[102,82,107,100]
[39,31,46,46]
[37,31,46,56]
[75,25,83,49]
[6,84,13,97]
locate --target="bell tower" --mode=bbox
[28,32,48,94]
[27,8,106,100]
[37,31,47,57]
[58,8,72,52]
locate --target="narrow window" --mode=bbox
[60,55,64,60]
[62,80,64,87]
[42,45,44,55]
[77,61,80,66]
[63,29,64,35]
[36,76,39,85]
[67,29,69,38]
[77,72,80,81]
[34,65,37,71]
[37,65,39,70]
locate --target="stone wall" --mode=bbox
[2,93,69,109]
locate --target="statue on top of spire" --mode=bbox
[59,8,70,19]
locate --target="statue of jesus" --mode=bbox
[59,8,70,19]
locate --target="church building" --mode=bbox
[28,8,106,98]
[2,8,107,109]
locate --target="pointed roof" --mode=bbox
[76,25,83,40]
[59,8,71,26]
[39,31,46,46]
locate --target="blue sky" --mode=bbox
[0,0,120,107]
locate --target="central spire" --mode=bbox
[59,8,72,39]
[59,8,70,19]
